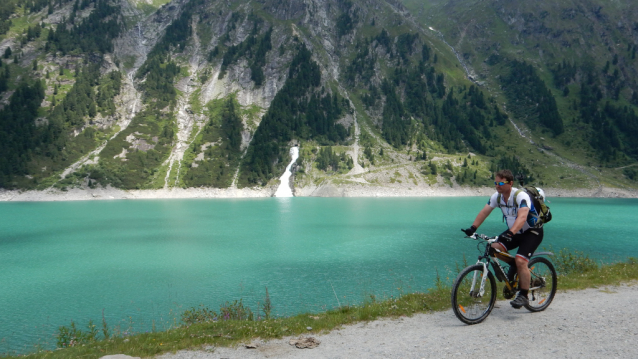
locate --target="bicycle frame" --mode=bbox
[467,233,553,295]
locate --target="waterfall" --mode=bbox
[274,146,300,197]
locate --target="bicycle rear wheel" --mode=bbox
[525,257,557,312]
[451,264,497,324]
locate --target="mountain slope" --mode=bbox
[403,0,638,185]
[0,0,637,193]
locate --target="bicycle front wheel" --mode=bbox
[451,264,497,324]
[525,256,557,312]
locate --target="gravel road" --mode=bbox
[156,284,638,359]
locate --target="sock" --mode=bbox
[507,265,517,280]
[519,289,529,298]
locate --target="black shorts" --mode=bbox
[495,227,544,262]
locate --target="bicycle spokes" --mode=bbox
[524,257,557,312]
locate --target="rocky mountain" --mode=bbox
[405,0,638,186]
[0,0,637,194]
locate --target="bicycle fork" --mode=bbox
[470,262,489,297]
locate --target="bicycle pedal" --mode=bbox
[503,286,516,299]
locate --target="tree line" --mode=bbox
[46,0,123,55]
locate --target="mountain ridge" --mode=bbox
[0,0,637,194]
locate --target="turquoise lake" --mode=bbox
[1,197,637,354]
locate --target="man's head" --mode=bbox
[494,169,514,194]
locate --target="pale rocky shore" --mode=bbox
[1,183,637,202]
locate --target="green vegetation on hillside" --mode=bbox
[500,59,564,136]
[0,79,45,187]
[347,28,504,155]
[0,0,130,189]
[80,0,209,189]
[315,146,354,172]
[45,0,123,55]
[0,60,124,189]
[182,97,244,188]
[0,0,18,35]
[404,0,638,175]
[91,108,175,189]
[336,0,358,38]
[135,0,198,109]
[238,43,349,187]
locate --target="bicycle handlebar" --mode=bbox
[467,233,498,242]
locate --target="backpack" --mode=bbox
[497,186,552,226]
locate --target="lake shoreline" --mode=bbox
[1,183,637,202]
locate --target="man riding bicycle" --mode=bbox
[462,169,544,309]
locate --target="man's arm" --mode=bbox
[510,206,529,234]
[472,204,494,229]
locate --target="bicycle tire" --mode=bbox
[451,264,497,324]
[524,256,557,312]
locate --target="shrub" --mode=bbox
[220,299,253,321]
[553,248,598,275]
[57,320,99,348]
[181,305,217,325]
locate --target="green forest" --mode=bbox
[182,97,244,188]
[350,29,502,155]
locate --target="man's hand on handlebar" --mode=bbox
[461,225,477,236]
[498,229,514,242]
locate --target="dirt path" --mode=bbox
[157,283,638,359]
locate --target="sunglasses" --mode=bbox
[494,181,509,186]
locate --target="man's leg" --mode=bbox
[492,240,521,279]
[515,255,530,291]
[491,242,512,263]
[510,228,544,308]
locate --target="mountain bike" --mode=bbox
[451,233,557,325]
